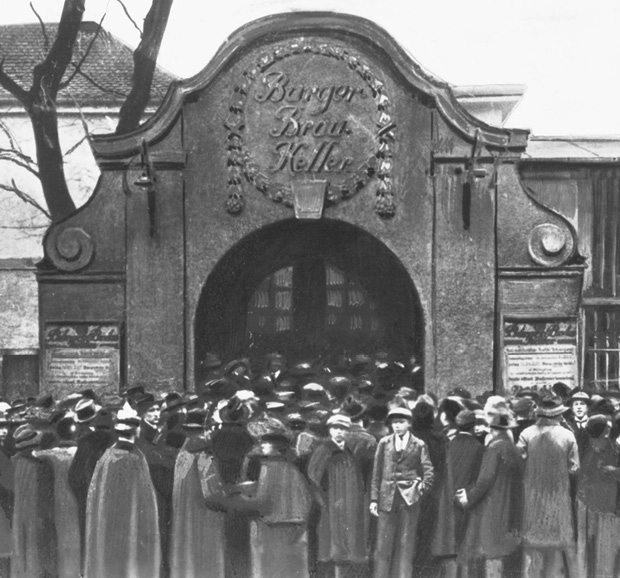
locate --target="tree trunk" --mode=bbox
[116,0,174,135]
[27,102,76,221]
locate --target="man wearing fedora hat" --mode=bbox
[517,392,579,578]
[564,388,592,459]
[431,409,485,578]
[11,424,55,578]
[370,405,434,578]
[455,409,523,578]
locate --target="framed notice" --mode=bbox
[44,322,121,397]
[503,319,578,390]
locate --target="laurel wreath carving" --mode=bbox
[224,41,397,218]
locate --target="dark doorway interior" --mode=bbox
[194,219,422,381]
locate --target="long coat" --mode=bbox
[169,437,226,578]
[35,445,81,578]
[84,442,161,578]
[459,432,523,561]
[11,451,56,578]
[248,454,314,578]
[308,440,368,563]
[431,432,484,557]
[517,417,580,549]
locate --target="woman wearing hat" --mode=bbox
[455,409,523,578]
[308,413,369,578]
[517,393,580,578]
[369,405,434,578]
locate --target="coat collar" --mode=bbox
[390,431,416,460]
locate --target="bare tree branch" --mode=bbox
[59,12,106,91]
[115,0,143,38]
[116,0,174,134]
[0,150,40,178]
[0,119,20,152]
[67,90,94,154]
[0,179,51,219]
[0,58,29,105]
[35,0,85,99]
[30,2,50,51]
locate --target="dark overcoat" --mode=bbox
[11,452,56,578]
[431,432,484,557]
[35,446,81,578]
[459,433,523,561]
[308,440,368,563]
[248,454,314,578]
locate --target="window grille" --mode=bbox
[583,305,620,390]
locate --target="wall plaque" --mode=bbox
[225,40,397,217]
[44,323,121,397]
[504,320,578,390]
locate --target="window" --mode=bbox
[583,169,620,390]
[246,262,381,356]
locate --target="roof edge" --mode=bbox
[91,11,529,159]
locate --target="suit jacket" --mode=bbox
[370,432,434,512]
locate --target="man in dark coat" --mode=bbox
[370,406,434,578]
[456,409,523,578]
[11,424,56,578]
[67,406,115,572]
[308,413,369,578]
[431,409,484,578]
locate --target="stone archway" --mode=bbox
[194,219,423,382]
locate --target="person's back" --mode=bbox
[517,394,579,578]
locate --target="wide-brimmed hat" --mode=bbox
[219,397,251,423]
[536,393,569,417]
[74,398,99,423]
[13,424,44,451]
[115,402,141,431]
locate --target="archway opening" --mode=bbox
[194,219,423,383]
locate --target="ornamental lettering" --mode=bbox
[224,41,397,217]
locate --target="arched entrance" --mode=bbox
[194,219,423,382]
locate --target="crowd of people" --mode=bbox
[0,351,619,578]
